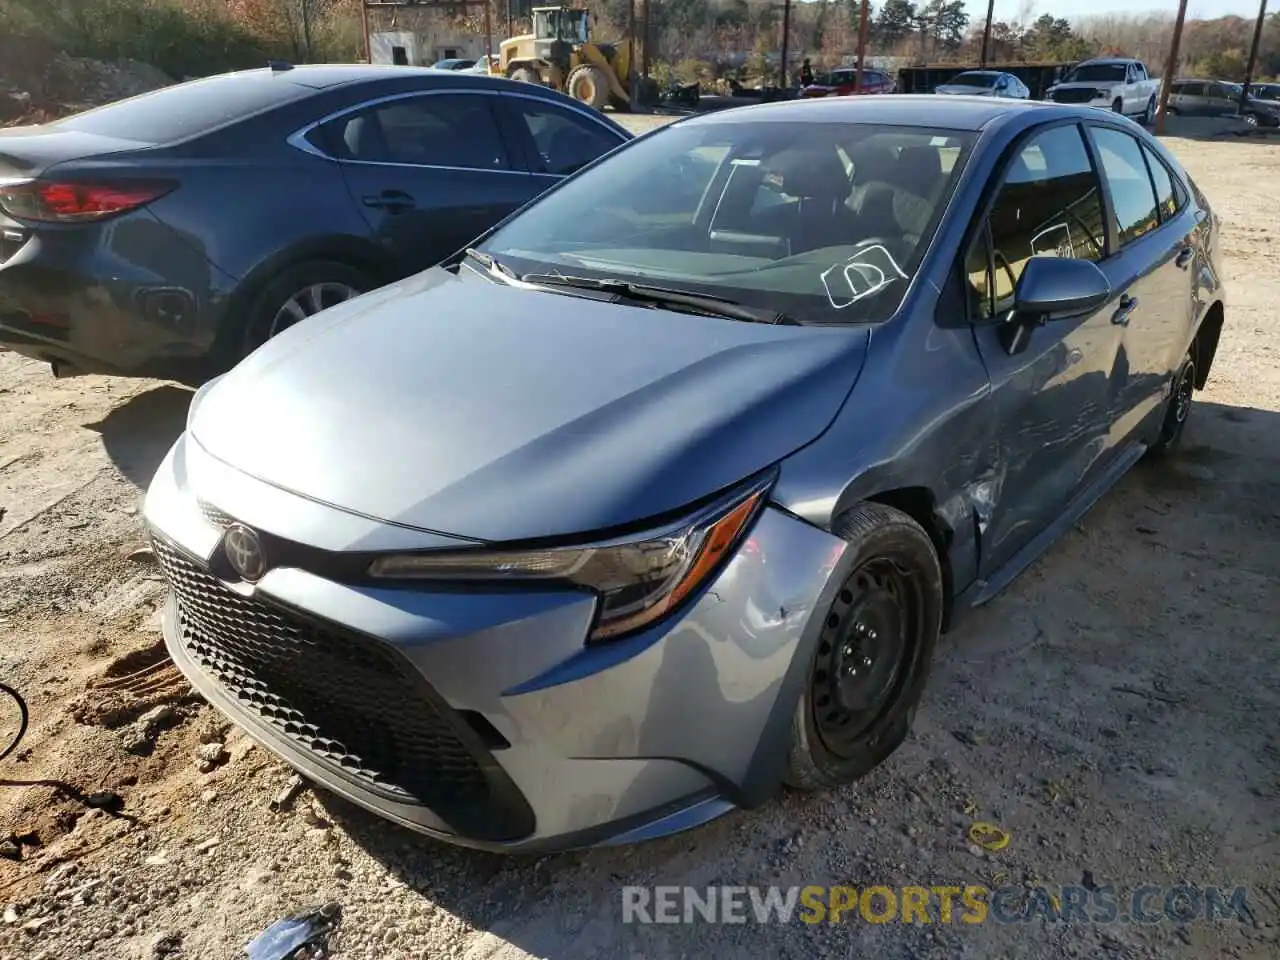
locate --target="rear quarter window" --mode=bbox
[52,74,313,144]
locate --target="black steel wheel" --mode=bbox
[785,501,943,791]
[1148,353,1196,458]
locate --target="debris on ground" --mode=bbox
[246,903,343,960]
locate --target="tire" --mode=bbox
[1142,96,1155,126]
[566,64,610,110]
[1243,112,1259,128]
[784,502,944,791]
[1147,352,1196,458]
[1112,98,1124,114]
[508,65,540,85]
[241,260,371,357]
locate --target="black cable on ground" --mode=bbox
[0,682,29,762]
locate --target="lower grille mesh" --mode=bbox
[153,536,534,842]
[1052,88,1099,104]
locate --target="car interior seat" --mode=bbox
[764,145,861,254]
[339,113,389,162]
[889,144,945,244]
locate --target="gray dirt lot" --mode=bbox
[0,120,1277,960]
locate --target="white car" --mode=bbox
[935,71,1029,99]
[1045,58,1161,125]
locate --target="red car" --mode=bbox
[800,67,896,98]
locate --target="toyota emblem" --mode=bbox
[223,523,267,582]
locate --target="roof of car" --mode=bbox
[687,94,1060,131]
[219,63,495,89]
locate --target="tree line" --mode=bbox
[1,0,1276,87]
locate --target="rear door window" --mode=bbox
[1090,126,1160,247]
[317,94,510,170]
[1140,143,1182,223]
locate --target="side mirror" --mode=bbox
[999,257,1112,355]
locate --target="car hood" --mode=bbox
[935,85,994,95]
[190,268,869,543]
[1052,80,1117,90]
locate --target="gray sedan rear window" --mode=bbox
[53,74,312,144]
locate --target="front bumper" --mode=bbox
[145,433,851,852]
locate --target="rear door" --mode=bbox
[963,121,1121,576]
[1085,123,1195,441]
[1180,82,1211,116]
[315,91,542,274]
[1202,82,1236,118]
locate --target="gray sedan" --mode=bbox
[145,96,1226,852]
[935,70,1029,98]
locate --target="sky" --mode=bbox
[960,0,1262,22]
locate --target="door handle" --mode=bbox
[1175,247,1194,270]
[1111,294,1139,326]
[362,190,416,214]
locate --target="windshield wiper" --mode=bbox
[463,247,517,282]
[520,273,800,325]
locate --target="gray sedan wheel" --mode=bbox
[784,501,943,791]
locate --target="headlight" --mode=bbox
[369,472,774,642]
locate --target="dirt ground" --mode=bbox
[0,126,1277,960]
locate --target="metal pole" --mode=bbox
[1239,0,1268,110]
[780,0,791,90]
[980,0,994,69]
[854,0,870,92]
[641,0,650,80]
[360,0,371,63]
[302,0,312,61]
[485,0,493,58]
[1155,0,1189,135]
[628,0,637,108]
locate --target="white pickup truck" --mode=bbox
[1044,58,1162,125]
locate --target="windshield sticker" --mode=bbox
[1031,222,1075,259]
[821,245,908,309]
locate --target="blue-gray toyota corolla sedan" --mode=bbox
[145,96,1226,852]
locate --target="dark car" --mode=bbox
[430,58,477,71]
[800,67,896,98]
[1166,78,1280,128]
[145,96,1225,852]
[0,64,630,383]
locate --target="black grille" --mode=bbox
[152,536,534,842]
[1052,88,1100,104]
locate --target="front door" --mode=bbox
[495,95,630,181]
[1085,123,1193,444]
[321,91,543,275]
[963,122,1122,576]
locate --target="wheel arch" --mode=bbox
[1191,300,1225,390]
[211,235,394,367]
[840,486,957,634]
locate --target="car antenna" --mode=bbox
[268,60,295,72]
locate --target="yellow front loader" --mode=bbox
[497,6,632,111]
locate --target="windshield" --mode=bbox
[950,72,999,88]
[1065,64,1127,83]
[478,120,975,325]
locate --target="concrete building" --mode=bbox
[366,2,490,66]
